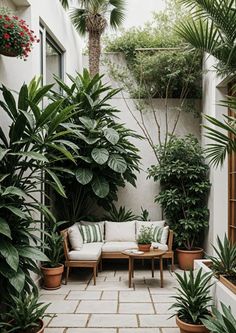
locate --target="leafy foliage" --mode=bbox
[0,77,79,301]
[170,269,213,325]
[0,292,49,332]
[148,135,210,249]
[103,204,137,222]
[137,225,153,245]
[202,303,236,333]
[208,234,236,278]
[50,70,141,222]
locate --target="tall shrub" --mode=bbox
[148,135,210,249]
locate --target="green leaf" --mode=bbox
[10,151,49,163]
[79,116,97,130]
[0,205,27,219]
[0,217,12,239]
[18,84,29,112]
[91,148,109,165]
[45,168,66,198]
[17,246,49,262]
[104,128,120,145]
[75,168,93,185]
[2,186,27,198]
[108,154,127,173]
[91,176,110,198]
[0,148,9,161]
[9,268,25,293]
[0,239,19,271]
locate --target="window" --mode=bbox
[228,84,236,244]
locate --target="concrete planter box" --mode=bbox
[194,259,236,316]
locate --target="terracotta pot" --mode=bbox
[176,316,209,333]
[36,319,45,333]
[41,264,64,290]
[176,248,203,270]
[138,244,151,252]
[0,47,19,57]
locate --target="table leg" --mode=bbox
[152,258,154,278]
[160,256,164,288]
[128,257,132,288]
[132,258,134,278]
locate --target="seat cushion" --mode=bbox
[136,221,165,237]
[105,221,136,242]
[152,242,168,251]
[102,241,138,253]
[68,223,83,250]
[68,242,103,261]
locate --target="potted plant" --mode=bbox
[170,268,213,333]
[149,136,210,270]
[41,221,65,290]
[0,7,39,59]
[137,225,153,252]
[202,302,236,333]
[0,292,49,333]
[208,234,236,295]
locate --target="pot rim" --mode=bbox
[176,315,205,328]
[176,247,204,254]
[41,263,64,270]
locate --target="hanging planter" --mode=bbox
[0,11,39,60]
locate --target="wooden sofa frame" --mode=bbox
[61,229,174,285]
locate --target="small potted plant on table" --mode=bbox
[137,225,153,252]
[41,221,64,290]
[170,268,213,333]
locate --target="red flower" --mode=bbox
[4,24,9,28]
[3,33,10,40]
[13,16,19,20]
[20,31,24,36]
[5,44,10,48]
[5,16,10,21]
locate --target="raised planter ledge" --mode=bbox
[12,0,30,7]
[194,259,236,316]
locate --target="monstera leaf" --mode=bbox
[104,128,119,145]
[91,148,109,165]
[91,176,110,198]
[76,168,93,185]
[108,154,127,173]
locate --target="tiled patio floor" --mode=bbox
[40,262,179,333]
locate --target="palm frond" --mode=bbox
[59,0,69,10]
[70,8,88,36]
[109,0,126,29]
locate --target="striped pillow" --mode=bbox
[79,224,103,243]
[153,226,169,244]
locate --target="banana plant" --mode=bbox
[50,69,141,221]
[0,77,80,300]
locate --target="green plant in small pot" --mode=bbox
[170,268,213,333]
[41,221,65,290]
[137,225,153,252]
[0,292,49,333]
[148,135,210,269]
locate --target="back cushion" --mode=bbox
[80,224,103,243]
[136,220,165,238]
[81,221,105,239]
[68,223,83,250]
[105,221,136,242]
[153,226,169,244]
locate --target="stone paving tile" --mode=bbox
[45,329,64,333]
[119,329,160,333]
[105,276,121,281]
[87,283,131,291]
[49,314,88,327]
[119,291,151,303]
[154,302,174,314]
[45,300,78,313]
[119,302,154,314]
[151,294,173,303]
[162,329,179,333]
[102,291,119,300]
[139,314,176,327]
[88,314,138,328]
[67,329,116,333]
[66,290,102,300]
[77,300,117,313]
[40,294,66,301]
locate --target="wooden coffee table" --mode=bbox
[122,249,167,288]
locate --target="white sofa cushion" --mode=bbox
[102,241,138,253]
[105,221,136,242]
[80,221,105,239]
[68,223,83,250]
[136,221,165,238]
[153,226,169,245]
[68,242,103,261]
[152,242,168,251]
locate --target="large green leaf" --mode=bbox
[0,217,12,239]
[10,151,49,163]
[75,168,93,185]
[79,116,98,130]
[104,128,120,145]
[91,176,110,198]
[0,205,27,219]
[9,267,25,293]
[2,186,27,198]
[91,148,109,165]
[108,154,127,173]
[45,168,66,198]
[0,239,19,271]
[0,148,9,161]
[17,246,49,262]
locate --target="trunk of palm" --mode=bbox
[88,30,101,77]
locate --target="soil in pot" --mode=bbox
[176,248,204,270]
[41,264,64,290]
[176,316,209,333]
[14,319,44,333]
[138,244,151,252]
[0,47,19,57]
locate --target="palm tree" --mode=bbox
[176,0,236,166]
[60,0,126,76]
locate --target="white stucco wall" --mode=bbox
[202,55,229,254]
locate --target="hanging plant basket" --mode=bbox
[0,11,39,60]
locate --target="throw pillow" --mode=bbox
[153,226,169,244]
[105,221,136,242]
[68,223,83,250]
[80,224,103,243]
